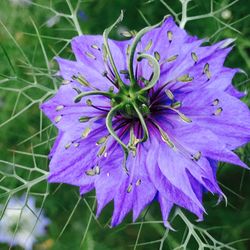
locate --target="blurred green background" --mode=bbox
[0,0,250,249]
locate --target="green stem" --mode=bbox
[105,104,128,153]
[74,91,114,103]
[66,0,82,35]
[103,11,125,89]
[128,15,169,87]
[132,103,149,143]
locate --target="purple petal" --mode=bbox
[145,134,205,220]
[41,84,109,132]
[71,35,131,85]
[179,87,250,149]
[171,125,248,168]
[158,194,174,228]
[111,149,157,226]
[55,57,111,91]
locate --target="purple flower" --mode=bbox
[41,13,250,227]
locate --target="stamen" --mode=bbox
[166,54,178,62]
[95,165,100,175]
[154,51,161,61]
[213,107,223,116]
[167,31,173,43]
[120,31,131,38]
[152,121,175,148]
[212,99,219,106]
[177,112,192,123]
[56,105,64,111]
[136,179,141,186]
[82,127,91,138]
[102,71,117,86]
[85,51,96,60]
[85,166,100,176]
[145,39,153,51]
[86,99,109,112]
[160,130,175,148]
[91,44,100,50]
[96,136,108,145]
[85,169,96,176]
[72,75,90,87]
[160,105,192,123]
[191,52,198,63]
[203,63,211,79]
[64,142,72,150]
[150,80,173,103]
[62,80,70,85]
[120,30,136,38]
[73,143,79,147]
[102,70,108,77]
[54,115,62,123]
[165,89,174,100]
[177,74,193,82]
[127,183,133,193]
[79,116,90,123]
[171,101,181,109]
[192,151,201,161]
[86,99,92,106]
[97,145,106,157]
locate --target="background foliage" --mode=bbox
[0,0,250,249]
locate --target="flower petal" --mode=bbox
[158,194,174,228]
[179,87,250,149]
[110,147,157,226]
[71,35,131,86]
[171,125,248,168]
[41,84,109,132]
[48,124,108,186]
[146,134,205,221]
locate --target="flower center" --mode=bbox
[111,86,150,119]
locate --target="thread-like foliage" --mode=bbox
[0,0,249,249]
